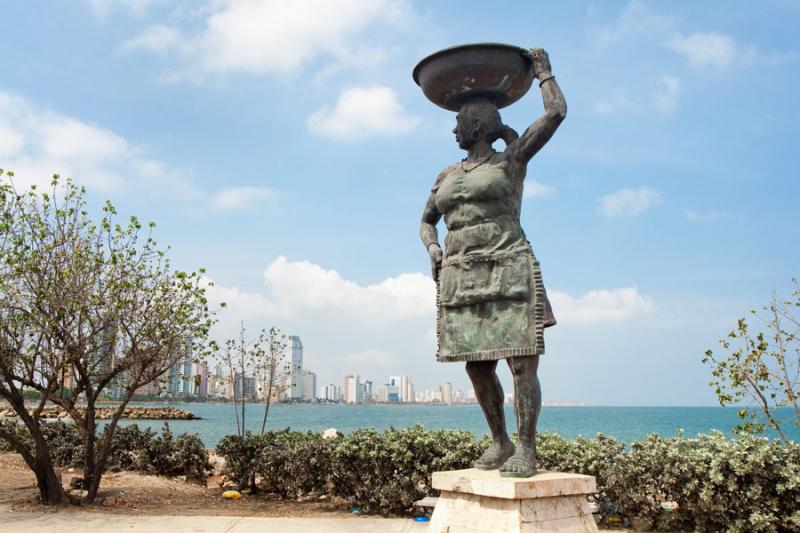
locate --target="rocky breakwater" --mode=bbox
[0,406,199,420]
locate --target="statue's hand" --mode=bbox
[529,48,552,79]
[428,244,443,281]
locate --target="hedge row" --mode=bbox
[0,420,210,483]
[216,426,800,532]
[3,421,799,531]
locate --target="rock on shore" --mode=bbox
[0,406,199,420]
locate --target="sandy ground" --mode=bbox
[0,453,353,518]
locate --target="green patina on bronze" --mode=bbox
[431,161,547,362]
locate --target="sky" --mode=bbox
[1,0,798,406]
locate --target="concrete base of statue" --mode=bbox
[428,469,598,533]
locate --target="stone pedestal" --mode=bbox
[429,469,598,533]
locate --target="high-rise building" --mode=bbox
[343,374,363,404]
[167,336,193,396]
[288,336,304,399]
[400,375,414,403]
[301,370,316,401]
[319,384,340,402]
[436,382,453,404]
[363,380,373,402]
[381,375,413,403]
[374,385,387,402]
[385,376,400,403]
[194,362,209,395]
[233,372,256,400]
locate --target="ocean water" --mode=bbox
[99,403,800,448]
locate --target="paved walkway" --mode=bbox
[0,505,615,532]
[0,506,427,532]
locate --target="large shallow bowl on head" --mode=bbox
[413,43,534,112]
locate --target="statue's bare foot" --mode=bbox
[474,441,514,470]
[499,451,537,478]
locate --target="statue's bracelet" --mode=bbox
[538,74,555,87]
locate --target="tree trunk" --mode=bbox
[81,403,100,503]
[30,432,65,505]
[33,456,65,505]
[1,396,66,505]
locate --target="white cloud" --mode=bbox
[0,90,273,209]
[203,256,656,387]
[550,287,655,325]
[592,93,635,115]
[211,186,280,210]
[523,180,555,200]
[598,187,662,217]
[122,25,183,53]
[262,256,433,322]
[0,123,25,157]
[0,91,138,192]
[595,1,673,47]
[307,86,420,140]
[594,75,680,116]
[652,75,681,115]
[667,31,739,70]
[123,0,416,80]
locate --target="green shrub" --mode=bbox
[537,432,623,494]
[0,420,211,484]
[215,432,265,488]
[7,419,800,527]
[140,424,211,483]
[103,424,158,472]
[256,429,331,497]
[604,432,800,532]
[326,425,483,514]
[42,421,83,468]
[0,419,32,453]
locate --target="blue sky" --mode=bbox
[1,0,798,405]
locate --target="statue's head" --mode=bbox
[454,99,504,150]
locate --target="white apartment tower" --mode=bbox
[401,375,414,403]
[288,335,303,399]
[319,384,340,402]
[301,370,316,401]
[344,374,363,404]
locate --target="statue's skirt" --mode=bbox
[436,250,555,362]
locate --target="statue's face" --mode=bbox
[453,112,474,150]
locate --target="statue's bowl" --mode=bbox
[413,43,534,112]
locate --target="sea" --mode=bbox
[98,403,800,448]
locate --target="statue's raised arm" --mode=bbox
[506,48,567,166]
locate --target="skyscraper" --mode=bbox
[436,382,454,404]
[167,336,193,396]
[288,335,303,399]
[301,370,316,401]
[343,374,362,404]
[400,375,414,403]
[319,384,340,402]
[386,376,400,403]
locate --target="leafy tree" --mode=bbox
[703,279,799,442]
[0,171,216,504]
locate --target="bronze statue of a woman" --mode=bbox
[418,47,566,477]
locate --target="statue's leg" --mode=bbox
[500,355,541,477]
[466,360,513,469]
